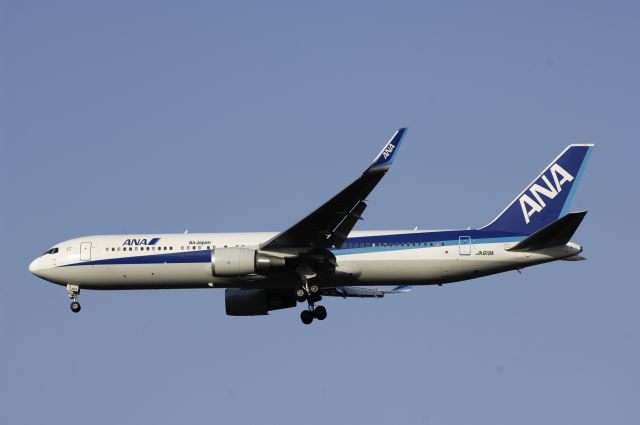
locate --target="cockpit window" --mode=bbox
[43,247,59,255]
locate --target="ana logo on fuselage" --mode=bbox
[519,163,574,224]
[123,238,160,246]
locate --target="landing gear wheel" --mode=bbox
[314,305,327,320]
[309,284,319,294]
[296,289,307,302]
[300,310,314,325]
[70,301,81,313]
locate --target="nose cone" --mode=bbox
[29,257,42,277]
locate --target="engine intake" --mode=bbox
[211,247,285,277]
[225,288,296,316]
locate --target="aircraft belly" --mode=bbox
[49,263,213,289]
[335,243,552,285]
[337,248,442,284]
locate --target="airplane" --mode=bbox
[29,129,594,324]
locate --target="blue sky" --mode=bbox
[1,1,638,424]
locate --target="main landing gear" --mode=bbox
[297,283,327,325]
[67,284,81,313]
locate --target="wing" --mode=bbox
[260,128,407,252]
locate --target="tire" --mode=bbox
[300,310,314,325]
[314,305,327,321]
[70,302,81,313]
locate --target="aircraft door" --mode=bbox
[80,242,92,261]
[459,236,471,255]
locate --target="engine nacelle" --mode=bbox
[211,247,285,277]
[225,288,296,316]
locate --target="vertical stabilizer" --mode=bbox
[480,144,593,235]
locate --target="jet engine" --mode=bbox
[211,247,286,277]
[225,288,296,316]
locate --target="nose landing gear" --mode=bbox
[67,284,81,313]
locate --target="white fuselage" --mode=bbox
[29,230,582,290]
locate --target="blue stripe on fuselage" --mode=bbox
[62,249,211,267]
[333,236,524,255]
[337,228,524,247]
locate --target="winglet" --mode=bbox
[368,128,407,171]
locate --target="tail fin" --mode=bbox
[481,144,593,235]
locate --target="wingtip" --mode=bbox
[368,128,408,171]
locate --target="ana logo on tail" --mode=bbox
[519,163,574,224]
[382,143,396,160]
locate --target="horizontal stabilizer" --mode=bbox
[507,211,587,252]
[322,285,412,298]
[562,254,586,261]
[388,285,412,293]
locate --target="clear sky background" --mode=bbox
[1,1,638,424]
